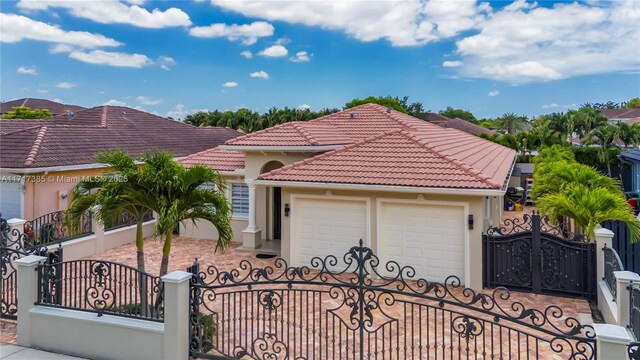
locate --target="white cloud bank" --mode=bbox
[56,82,77,89]
[17,66,38,75]
[259,45,288,57]
[290,51,310,62]
[17,0,191,28]
[189,21,274,45]
[68,50,152,68]
[137,96,161,105]
[250,71,269,79]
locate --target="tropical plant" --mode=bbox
[344,96,408,113]
[493,113,528,135]
[591,123,619,176]
[538,183,640,242]
[439,106,477,123]
[140,152,232,277]
[3,106,52,119]
[616,122,640,148]
[66,150,157,315]
[574,107,609,143]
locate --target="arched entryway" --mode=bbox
[260,161,285,243]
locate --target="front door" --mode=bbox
[272,187,281,240]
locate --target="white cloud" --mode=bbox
[158,55,176,71]
[210,0,488,47]
[17,66,38,75]
[69,50,152,68]
[542,103,577,109]
[49,44,75,54]
[488,89,500,97]
[103,99,127,106]
[36,89,49,94]
[453,1,640,83]
[223,81,238,87]
[297,104,311,110]
[189,21,273,45]
[240,50,253,59]
[56,82,77,89]
[442,60,463,68]
[250,70,269,79]
[136,96,161,105]
[0,13,121,48]
[289,51,310,62]
[17,0,191,28]
[259,45,288,57]
[166,103,209,120]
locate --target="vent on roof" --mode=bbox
[121,111,127,116]
[349,112,356,119]
[67,112,75,118]
[386,107,392,113]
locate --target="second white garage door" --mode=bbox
[292,197,368,268]
[378,201,466,283]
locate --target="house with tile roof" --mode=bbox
[178,103,516,289]
[0,106,242,220]
[0,98,85,116]
[602,108,640,124]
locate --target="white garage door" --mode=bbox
[379,201,466,283]
[292,197,367,268]
[0,179,23,219]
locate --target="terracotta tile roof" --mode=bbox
[602,108,640,119]
[179,147,245,171]
[0,106,242,169]
[437,118,496,136]
[226,121,354,146]
[259,127,516,190]
[0,98,85,116]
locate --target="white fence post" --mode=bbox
[7,218,26,247]
[16,254,47,347]
[90,205,105,253]
[595,227,614,283]
[594,323,633,359]
[162,270,192,360]
[615,270,640,329]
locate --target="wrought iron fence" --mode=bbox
[604,245,624,300]
[36,259,164,322]
[23,210,92,246]
[104,210,154,231]
[188,239,597,360]
[1,213,64,319]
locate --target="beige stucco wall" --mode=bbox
[278,187,487,290]
[29,307,164,360]
[180,218,247,242]
[23,168,105,219]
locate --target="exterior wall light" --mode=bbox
[284,203,290,217]
[468,214,474,230]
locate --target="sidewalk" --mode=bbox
[0,345,87,359]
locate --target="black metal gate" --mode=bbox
[188,239,596,359]
[0,214,63,319]
[483,212,596,299]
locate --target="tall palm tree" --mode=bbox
[141,153,233,277]
[616,122,640,148]
[538,183,640,242]
[591,123,619,176]
[66,151,158,315]
[575,107,609,144]
[494,113,528,135]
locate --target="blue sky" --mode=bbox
[1,0,638,119]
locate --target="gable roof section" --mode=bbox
[0,106,242,169]
[437,118,496,136]
[259,128,516,190]
[0,98,85,116]
[226,121,353,146]
[179,147,245,171]
[602,108,640,119]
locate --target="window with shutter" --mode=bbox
[231,183,249,217]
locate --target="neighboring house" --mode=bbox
[0,98,85,116]
[620,149,640,193]
[0,106,242,220]
[602,108,640,124]
[179,103,516,289]
[437,117,496,136]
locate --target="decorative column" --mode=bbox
[16,254,47,347]
[242,179,262,249]
[595,227,614,284]
[594,323,633,359]
[6,218,26,249]
[162,270,192,360]
[615,270,640,328]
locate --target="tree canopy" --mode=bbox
[2,106,52,119]
[439,107,477,123]
[344,96,408,113]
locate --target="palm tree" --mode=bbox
[591,123,619,176]
[531,160,621,200]
[575,107,609,144]
[616,122,640,148]
[538,183,640,242]
[141,153,233,277]
[494,113,528,135]
[66,151,158,315]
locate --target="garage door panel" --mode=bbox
[292,197,367,268]
[380,202,465,284]
[0,180,22,219]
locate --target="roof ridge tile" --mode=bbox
[24,126,48,167]
[291,122,319,146]
[101,106,108,127]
